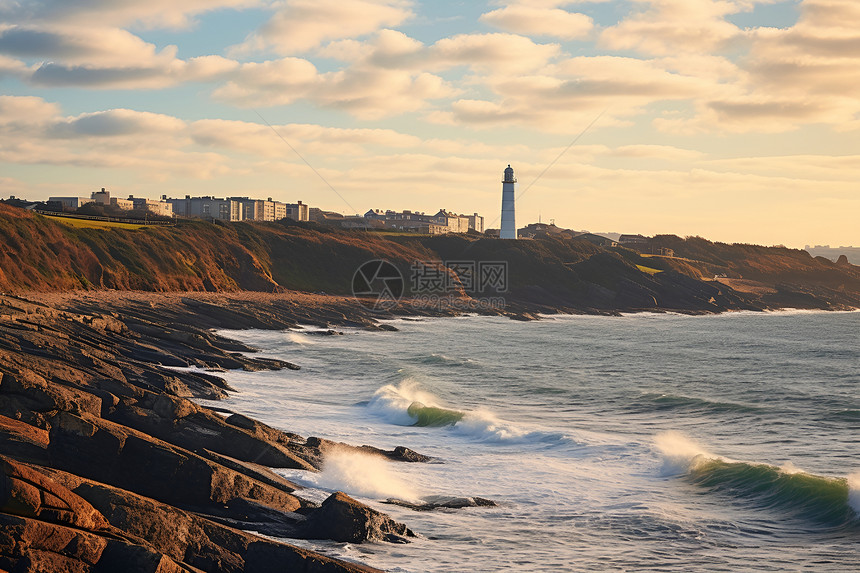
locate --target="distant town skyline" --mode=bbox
[1,0,859,248]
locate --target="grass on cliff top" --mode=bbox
[52,217,146,230]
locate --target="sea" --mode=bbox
[200,310,860,572]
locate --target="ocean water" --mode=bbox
[202,311,860,572]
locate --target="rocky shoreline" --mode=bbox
[2,288,858,571]
[0,291,462,572]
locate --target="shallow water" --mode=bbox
[201,310,860,571]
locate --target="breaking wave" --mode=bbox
[367,381,573,445]
[317,449,422,502]
[656,432,860,526]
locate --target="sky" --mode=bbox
[1,0,858,248]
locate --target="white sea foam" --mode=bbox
[848,473,860,515]
[367,380,442,426]
[287,331,316,345]
[452,409,571,444]
[779,461,804,475]
[317,449,422,502]
[367,381,574,444]
[654,431,720,476]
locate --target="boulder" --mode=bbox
[301,492,415,543]
[41,467,245,572]
[0,456,108,531]
[40,466,380,573]
[151,394,197,420]
[0,368,103,417]
[0,414,50,463]
[0,513,190,573]
[107,404,317,472]
[46,411,303,514]
[384,495,497,511]
[295,437,434,469]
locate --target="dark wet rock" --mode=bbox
[301,491,415,543]
[194,497,306,539]
[384,495,498,511]
[363,323,398,332]
[297,436,435,469]
[387,445,434,463]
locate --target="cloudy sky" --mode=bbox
[1,0,858,247]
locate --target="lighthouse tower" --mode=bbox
[500,164,517,239]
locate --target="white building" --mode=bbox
[284,201,309,221]
[466,213,484,233]
[48,196,93,210]
[130,196,173,218]
[167,196,239,221]
[91,188,133,210]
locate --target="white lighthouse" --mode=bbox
[500,164,517,239]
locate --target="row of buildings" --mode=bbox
[50,190,174,218]
[46,189,486,235]
[364,209,484,234]
[168,195,308,222]
[48,190,309,222]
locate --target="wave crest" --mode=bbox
[656,431,860,526]
[368,381,573,444]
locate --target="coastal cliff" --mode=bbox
[2,204,860,314]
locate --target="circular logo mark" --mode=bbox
[352,259,404,311]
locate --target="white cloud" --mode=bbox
[214,52,457,119]
[0,95,62,130]
[653,0,860,132]
[232,0,413,55]
[0,25,240,89]
[51,109,187,137]
[0,25,167,66]
[0,53,27,78]
[190,119,421,156]
[480,5,594,40]
[429,54,726,131]
[430,33,561,73]
[0,0,264,29]
[599,0,748,56]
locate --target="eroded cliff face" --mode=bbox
[3,203,860,313]
[0,204,432,294]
